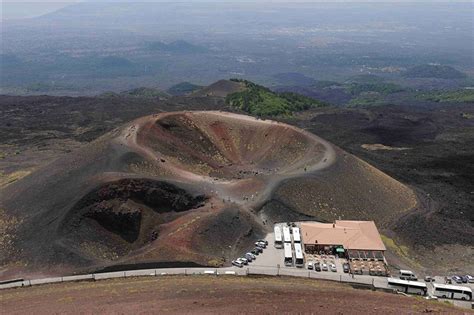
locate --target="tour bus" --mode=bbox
[399,269,417,281]
[284,243,293,267]
[432,283,472,301]
[283,226,291,243]
[387,278,427,296]
[274,225,283,248]
[294,243,304,268]
[292,227,301,243]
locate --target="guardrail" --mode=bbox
[0,265,388,291]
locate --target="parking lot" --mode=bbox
[228,223,473,309]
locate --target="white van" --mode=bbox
[399,269,417,281]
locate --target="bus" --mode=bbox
[432,283,472,301]
[294,243,304,268]
[274,225,283,248]
[283,226,291,243]
[292,227,301,243]
[284,243,293,267]
[387,278,427,296]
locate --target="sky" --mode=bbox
[2,0,471,20]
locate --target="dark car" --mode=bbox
[314,262,321,272]
[251,249,259,255]
[343,263,350,273]
[254,247,263,254]
[424,276,435,282]
[460,275,468,283]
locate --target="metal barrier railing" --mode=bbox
[0,264,384,291]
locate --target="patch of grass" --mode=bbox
[0,208,22,260]
[381,234,422,268]
[346,82,405,96]
[0,170,31,188]
[348,93,386,107]
[207,258,225,267]
[226,79,327,116]
[417,89,474,103]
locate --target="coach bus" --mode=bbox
[432,283,472,301]
[274,225,283,248]
[284,243,293,267]
[294,243,304,268]
[292,227,301,243]
[283,226,291,243]
[387,278,427,296]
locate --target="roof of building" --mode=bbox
[299,220,386,251]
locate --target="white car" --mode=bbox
[307,261,314,270]
[466,275,474,283]
[238,258,248,265]
[232,260,243,268]
[321,263,328,271]
[330,263,337,272]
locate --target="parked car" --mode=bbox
[321,263,328,271]
[451,276,462,284]
[245,253,254,262]
[247,252,256,260]
[255,241,266,248]
[330,263,337,272]
[466,275,474,283]
[251,249,259,255]
[307,261,314,270]
[257,239,268,245]
[232,260,243,268]
[254,247,263,254]
[314,262,321,272]
[238,258,248,265]
[424,276,435,282]
[343,263,350,273]
[460,275,468,283]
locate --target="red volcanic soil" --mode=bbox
[0,111,417,280]
[0,276,464,315]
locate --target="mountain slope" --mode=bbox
[0,111,418,279]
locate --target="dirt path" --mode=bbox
[0,276,466,314]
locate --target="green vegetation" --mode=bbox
[403,64,466,79]
[346,82,405,96]
[120,87,169,99]
[348,93,386,107]
[417,89,474,103]
[381,234,422,268]
[226,79,327,116]
[167,82,203,96]
[100,87,169,99]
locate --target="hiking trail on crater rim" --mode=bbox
[0,111,418,280]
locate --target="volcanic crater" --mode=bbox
[0,111,418,279]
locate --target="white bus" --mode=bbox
[274,225,283,248]
[432,283,472,301]
[283,226,291,243]
[284,243,293,267]
[292,227,301,243]
[387,278,427,296]
[294,243,304,268]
